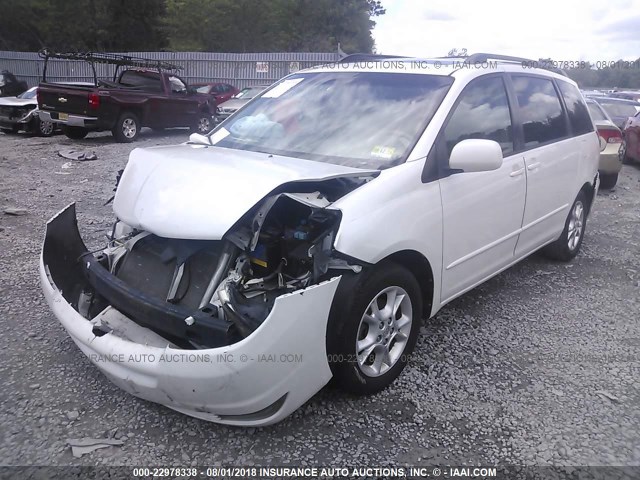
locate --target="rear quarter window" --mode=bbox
[558,81,594,135]
[512,76,568,148]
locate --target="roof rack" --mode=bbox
[335,51,568,76]
[38,48,182,84]
[462,53,568,76]
[338,53,408,63]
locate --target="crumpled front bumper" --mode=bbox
[0,107,37,128]
[40,204,339,426]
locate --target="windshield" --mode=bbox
[195,85,210,94]
[599,100,640,118]
[18,87,37,99]
[208,72,453,168]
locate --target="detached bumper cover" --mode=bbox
[598,149,623,174]
[40,204,339,426]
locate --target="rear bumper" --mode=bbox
[598,147,623,174]
[40,204,339,426]
[39,110,98,128]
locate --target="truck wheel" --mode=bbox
[112,112,140,143]
[191,114,212,134]
[327,262,422,395]
[33,117,54,137]
[63,126,89,140]
[542,190,588,262]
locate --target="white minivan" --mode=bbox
[41,54,600,426]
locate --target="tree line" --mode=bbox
[0,0,385,54]
[564,62,640,89]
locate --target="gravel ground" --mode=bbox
[0,128,639,470]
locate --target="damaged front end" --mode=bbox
[43,186,361,350]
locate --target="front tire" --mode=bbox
[542,190,588,262]
[327,262,422,395]
[112,112,140,143]
[33,117,54,137]
[63,126,89,139]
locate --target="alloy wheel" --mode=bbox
[567,201,584,251]
[355,286,413,377]
[197,117,211,133]
[122,118,137,138]
[40,120,54,136]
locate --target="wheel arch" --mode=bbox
[580,179,596,215]
[378,249,434,319]
[116,108,144,127]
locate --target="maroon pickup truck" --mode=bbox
[37,51,215,142]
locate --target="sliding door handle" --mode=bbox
[527,162,541,171]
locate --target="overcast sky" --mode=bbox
[372,0,640,61]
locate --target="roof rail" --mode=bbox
[338,53,408,63]
[462,53,568,76]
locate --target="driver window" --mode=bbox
[443,76,514,157]
[169,76,187,94]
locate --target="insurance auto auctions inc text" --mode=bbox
[221,466,498,478]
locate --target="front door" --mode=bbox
[438,75,527,303]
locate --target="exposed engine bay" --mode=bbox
[43,179,365,350]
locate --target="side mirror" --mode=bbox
[449,139,503,173]
[188,133,211,145]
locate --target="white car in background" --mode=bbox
[41,54,599,426]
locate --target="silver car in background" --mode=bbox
[215,85,270,122]
[0,87,55,136]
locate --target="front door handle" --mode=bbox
[510,168,525,177]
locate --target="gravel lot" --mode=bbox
[0,129,639,470]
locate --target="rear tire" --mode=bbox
[191,113,213,134]
[542,190,588,262]
[112,112,140,143]
[63,126,89,140]
[599,172,618,190]
[620,142,633,164]
[327,262,422,395]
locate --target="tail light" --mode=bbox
[88,92,100,109]
[598,128,623,144]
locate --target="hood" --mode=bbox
[113,144,377,240]
[0,96,37,107]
